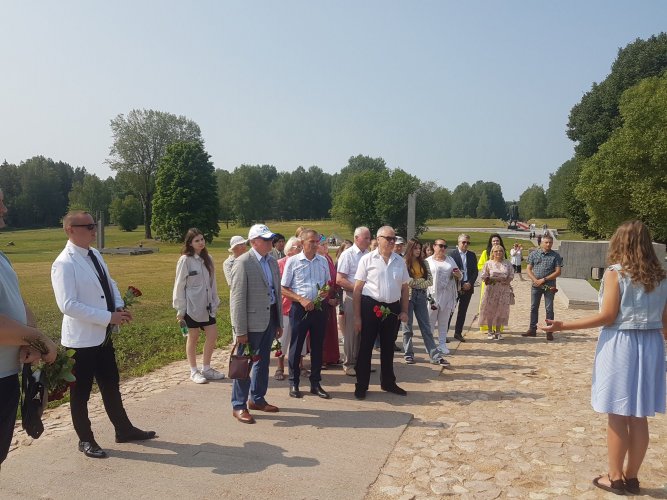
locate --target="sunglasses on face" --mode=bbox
[379,236,396,243]
[71,223,96,231]
[435,243,447,248]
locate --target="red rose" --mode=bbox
[252,355,261,362]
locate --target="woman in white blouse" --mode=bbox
[173,228,225,384]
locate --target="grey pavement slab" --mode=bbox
[557,277,599,310]
[1,376,411,500]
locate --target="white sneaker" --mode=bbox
[439,345,450,355]
[344,367,356,376]
[496,333,503,340]
[487,332,494,339]
[190,371,208,384]
[201,367,226,380]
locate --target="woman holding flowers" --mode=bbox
[541,221,666,495]
[317,237,340,368]
[173,228,225,384]
[477,234,508,334]
[478,244,514,340]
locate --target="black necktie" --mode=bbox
[88,249,115,313]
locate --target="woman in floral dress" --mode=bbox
[479,244,514,339]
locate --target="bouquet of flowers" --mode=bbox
[272,339,283,357]
[427,293,438,310]
[242,344,261,362]
[541,284,558,294]
[303,281,333,318]
[33,348,76,401]
[105,286,143,345]
[373,304,398,321]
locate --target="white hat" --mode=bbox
[395,236,405,245]
[228,235,246,251]
[248,224,275,241]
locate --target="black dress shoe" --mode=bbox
[381,384,407,396]
[78,440,107,458]
[354,388,366,400]
[454,334,466,343]
[115,427,157,443]
[289,385,302,398]
[310,384,331,399]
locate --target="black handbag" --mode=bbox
[20,363,47,439]
[227,343,253,380]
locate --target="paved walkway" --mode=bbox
[5,279,667,498]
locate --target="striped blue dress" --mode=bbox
[591,265,667,417]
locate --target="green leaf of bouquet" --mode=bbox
[65,349,76,357]
[63,373,76,382]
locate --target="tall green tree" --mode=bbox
[68,173,112,222]
[566,33,667,234]
[108,109,202,239]
[546,158,578,218]
[109,195,143,231]
[331,168,390,234]
[450,183,477,218]
[152,141,220,242]
[429,186,452,219]
[228,164,278,225]
[518,184,547,220]
[575,74,667,241]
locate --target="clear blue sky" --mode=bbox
[1,1,665,200]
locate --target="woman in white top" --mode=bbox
[510,243,523,279]
[426,239,461,352]
[173,228,224,384]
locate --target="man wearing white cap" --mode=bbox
[229,224,283,423]
[223,236,247,286]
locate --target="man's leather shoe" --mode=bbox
[354,388,366,400]
[289,385,302,398]
[232,409,255,424]
[115,427,157,443]
[78,440,107,458]
[522,330,537,337]
[454,334,466,342]
[381,384,407,396]
[310,384,331,399]
[248,401,279,412]
[546,332,554,341]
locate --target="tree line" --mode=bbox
[522,33,667,241]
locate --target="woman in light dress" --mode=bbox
[477,234,509,334]
[173,228,225,384]
[478,244,514,339]
[541,221,666,496]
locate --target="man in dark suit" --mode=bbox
[448,233,478,342]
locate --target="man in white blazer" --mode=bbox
[51,211,155,458]
[229,224,283,424]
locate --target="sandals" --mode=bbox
[273,369,285,381]
[592,474,625,495]
[624,477,640,495]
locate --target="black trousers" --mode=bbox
[356,296,399,391]
[453,290,473,336]
[0,374,19,464]
[288,303,326,387]
[67,340,133,442]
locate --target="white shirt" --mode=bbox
[355,250,410,303]
[280,251,331,301]
[336,244,368,286]
[510,248,522,266]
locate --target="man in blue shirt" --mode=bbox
[523,234,563,341]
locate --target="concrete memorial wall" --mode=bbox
[557,240,666,280]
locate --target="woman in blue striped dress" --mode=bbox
[541,220,666,496]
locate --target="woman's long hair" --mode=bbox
[404,238,427,278]
[182,228,214,280]
[607,220,665,292]
[335,239,353,263]
[486,233,506,258]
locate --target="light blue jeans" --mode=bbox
[402,289,442,362]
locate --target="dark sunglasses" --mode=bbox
[71,223,96,230]
[435,243,448,248]
[379,236,396,243]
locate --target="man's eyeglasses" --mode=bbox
[71,223,96,231]
[435,243,447,249]
[379,236,396,243]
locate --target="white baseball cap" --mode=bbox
[395,236,405,245]
[228,235,247,251]
[248,224,275,241]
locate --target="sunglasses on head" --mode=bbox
[71,223,96,230]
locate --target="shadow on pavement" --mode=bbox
[110,439,319,475]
